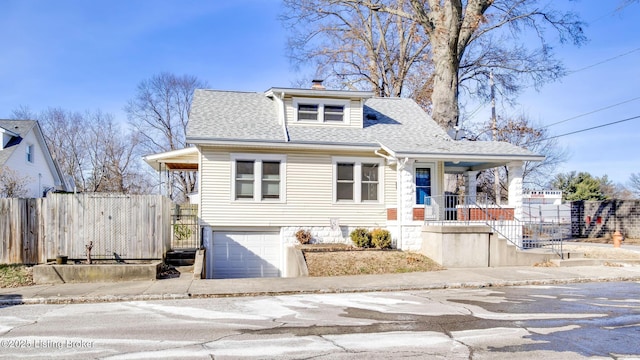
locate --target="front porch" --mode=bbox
[380,155,567,259]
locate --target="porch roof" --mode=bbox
[376,142,545,173]
[143,147,199,171]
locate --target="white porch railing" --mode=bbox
[422,194,567,258]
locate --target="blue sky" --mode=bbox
[0,0,638,185]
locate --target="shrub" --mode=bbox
[350,228,371,248]
[173,223,192,241]
[295,229,312,244]
[371,228,392,249]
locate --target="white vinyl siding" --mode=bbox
[384,164,396,206]
[199,147,390,228]
[349,99,363,127]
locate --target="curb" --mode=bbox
[3,275,640,306]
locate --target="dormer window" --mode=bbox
[324,105,344,122]
[298,104,319,121]
[293,98,350,124]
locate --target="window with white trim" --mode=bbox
[231,154,286,201]
[26,144,34,163]
[293,98,350,124]
[323,105,345,122]
[333,157,382,203]
[297,104,319,121]
[415,166,432,205]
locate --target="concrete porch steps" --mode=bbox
[517,247,583,261]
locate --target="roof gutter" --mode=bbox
[186,137,380,152]
[0,126,19,138]
[394,152,545,163]
[265,87,374,99]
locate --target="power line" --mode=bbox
[542,96,640,128]
[567,47,640,74]
[526,114,640,146]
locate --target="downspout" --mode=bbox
[279,92,290,142]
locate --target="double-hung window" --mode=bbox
[333,158,382,203]
[361,163,379,201]
[26,144,34,163]
[293,98,349,124]
[297,104,319,121]
[261,161,281,199]
[336,163,355,200]
[235,161,255,199]
[323,105,345,122]
[232,154,286,201]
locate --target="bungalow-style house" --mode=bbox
[145,83,543,278]
[0,120,68,197]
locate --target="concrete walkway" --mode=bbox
[2,263,640,306]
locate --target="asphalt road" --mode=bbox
[0,281,638,359]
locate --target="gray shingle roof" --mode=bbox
[188,90,283,142]
[0,120,36,166]
[186,90,539,159]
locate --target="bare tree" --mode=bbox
[629,173,640,198]
[85,111,151,194]
[125,72,209,202]
[285,0,585,128]
[0,166,30,198]
[11,106,151,194]
[470,113,568,201]
[282,0,432,98]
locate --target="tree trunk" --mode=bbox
[430,44,459,129]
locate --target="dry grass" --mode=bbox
[533,260,557,267]
[303,248,444,277]
[0,264,34,288]
[563,245,640,260]
[565,237,640,260]
[576,237,640,245]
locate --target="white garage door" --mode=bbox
[208,231,281,279]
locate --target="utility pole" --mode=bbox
[490,71,500,205]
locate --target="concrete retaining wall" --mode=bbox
[420,226,492,267]
[420,226,554,267]
[33,261,163,284]
[284,246,308,277]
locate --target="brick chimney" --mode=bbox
[311,79,325,90]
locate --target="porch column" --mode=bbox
[507,161,524,220]
[465,170,478,203]
[400,160,415,223]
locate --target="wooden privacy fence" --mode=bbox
[0,194,173,264]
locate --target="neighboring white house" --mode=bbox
[0,120,68,197]
[145,84,544,279]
